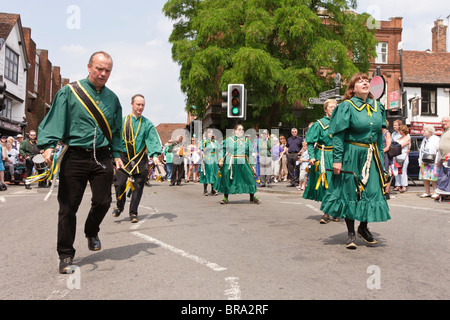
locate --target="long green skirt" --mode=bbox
[199,162,219,185]
[320,143,390,222]
[214,160,257,195]
[303,151,333,202]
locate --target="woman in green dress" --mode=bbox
[320,73,390,249]
[303,99,337,224]
[199,128,220,196]
[215,124,261,204]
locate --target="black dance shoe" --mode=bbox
[87,236,101,251]
[357,225,378,245]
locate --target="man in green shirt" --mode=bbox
[112,94,162,222]
[37,51,124,274]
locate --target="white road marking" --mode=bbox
[224,277,241,300]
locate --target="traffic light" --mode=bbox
[227,84,246,119]
[0,75,6,112]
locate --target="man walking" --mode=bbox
[38,51,124,274]
[112,94,162,223]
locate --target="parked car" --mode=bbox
[407,134,424,180]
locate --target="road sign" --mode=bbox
[370,75,385,100]
[389,90,399,109]
[309,97,327,105]
[319,89,337,99]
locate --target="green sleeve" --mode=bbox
[37,88,69,150]
[110,97,123,159]
[145,121,162,158]
[330,103,350,164]
[305,122,320,159]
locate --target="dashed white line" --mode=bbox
[131,231,227,272]
[224,277,241,300]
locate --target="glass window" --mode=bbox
[0,98,12,119]
[421,88,437,115]
[4,46,19,84]
[375,42,388,64]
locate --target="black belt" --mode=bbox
[288,152,299,154]
[69,146,110,153]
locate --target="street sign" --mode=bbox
[370,75,385,100]
[319,89,337,99]
[309,97,327,105]
[389,90,399,109]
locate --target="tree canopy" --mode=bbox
[163,0,377,128]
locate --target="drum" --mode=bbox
[32,154,47,171]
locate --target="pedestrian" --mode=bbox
[215,124,261,204]
[186,138,201,182]
[418,125,440,199]
[112,94,162,223]
[0,139,6,191]
[285,128,303,187]
[271,136,283,182]
[168,135,185,186]
[320,72,390,249]
[391,124,410,193]
[258,129,272,188]
[199,128,220,196]
[38,51,124,274]
[302,99,337,223]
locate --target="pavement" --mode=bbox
[255,177,426,196]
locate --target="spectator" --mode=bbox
[285,128,303,187]
[435,116,450,200]
[258,129,272,188]
[417,125,440,198]
[278,135,288,181]
[186,138,201,182]
[271,136,283,183]
[163,140,173,182]
[298,141,309,191]
[15,134,24,151]
[4,142,19,182]
[0,139,7,190]
[391,125,410,193]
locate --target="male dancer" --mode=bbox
[112,94,162,223]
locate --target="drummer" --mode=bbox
[19,130,47,188]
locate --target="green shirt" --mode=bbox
[37,77,123,158]
[120,114,162,158]
[306,116,332,159]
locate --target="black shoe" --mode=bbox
[320,214,330,224]
[204,192,209,196]
[130,214,138,223]
[287,184,295,187]
[346,233,357,250]
[59,257,74,274]
[357,225,378,245]
[87,236,101,251]
[112,207,122,217]
[211,190,218,196]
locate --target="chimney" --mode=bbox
[431,19,447,52]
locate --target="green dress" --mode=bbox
[199,139,220,184]
[320,97,390,223]
[214,136,257,195]
[303,116,333,202]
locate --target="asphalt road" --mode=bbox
[0,179,449,304]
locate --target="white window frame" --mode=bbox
[375,42,388,64]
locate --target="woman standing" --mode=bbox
[391,125,411,193]
[215,124,260,204]
[186,138,201,182]
[320,73,390,249]
[199,128,220,196]
[418,125,440,199]
[278,135,288,181]
[303,99,337,224]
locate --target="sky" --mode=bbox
[1,0,449,127]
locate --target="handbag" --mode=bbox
[422,153,436,164]
[388,141,402,158]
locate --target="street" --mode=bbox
[0,179,449,303]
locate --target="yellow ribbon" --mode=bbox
[117,178,135,200]
[315,171,328,190]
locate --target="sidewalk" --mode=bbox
[256,179,425,195]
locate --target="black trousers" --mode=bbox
[170,156,185,185]
[114,153,148,215]
[287,153,300,186]
[57,147,113,259]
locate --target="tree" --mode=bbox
[163,0,377,129]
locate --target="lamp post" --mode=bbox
[398,41,407,119]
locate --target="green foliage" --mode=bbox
[163,0,377,128]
